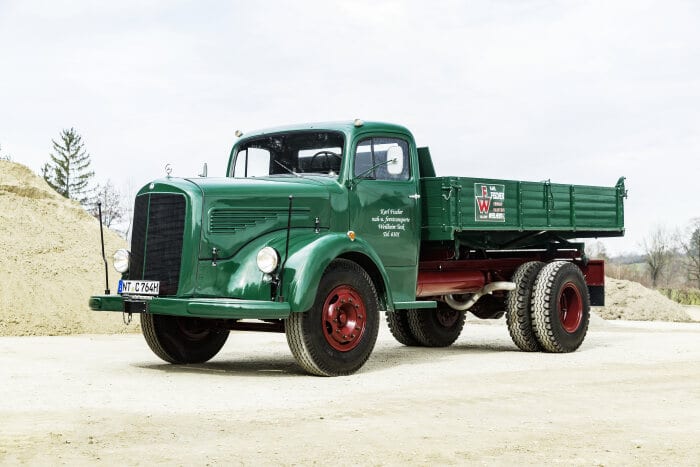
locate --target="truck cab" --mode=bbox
[226,120,423,306]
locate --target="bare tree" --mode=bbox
[641,225,673,287]
[585,240,609,261]
[89,180,124,228]
[680,218,700,288]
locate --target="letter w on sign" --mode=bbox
[476,185,491,214]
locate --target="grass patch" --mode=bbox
[659,288,700,305]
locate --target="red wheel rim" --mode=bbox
[321,285,367,352]
[558,282,583,333]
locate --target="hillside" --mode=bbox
[0,161,133,335]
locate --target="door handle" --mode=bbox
[409,194,421,200]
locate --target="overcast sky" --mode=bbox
[1,0,698,254]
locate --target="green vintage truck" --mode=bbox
[90,120,626,376]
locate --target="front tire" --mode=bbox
[531,261,590,353]
[285,259,380,376]
[406,304,466,347]
[140,314,229,364]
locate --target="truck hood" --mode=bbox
[187,176,337,260]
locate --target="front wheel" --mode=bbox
[531,262,590,353]
[140,314,229,364]
[285,259,380,376]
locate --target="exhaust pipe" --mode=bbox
[443,281,516,311]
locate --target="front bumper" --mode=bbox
[88,295,291,320]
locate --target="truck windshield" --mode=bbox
[231,131,344,178]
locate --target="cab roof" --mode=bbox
[237,121,413,140]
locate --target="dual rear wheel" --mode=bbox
[386,306,466,348]
[507,261,590,353]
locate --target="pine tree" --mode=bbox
[43,128,95,204]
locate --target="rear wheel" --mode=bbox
[385,310,421,346]
[531,261,590,353]
[285,259,380,376]
[140,314,229,364]
[406,304,466,347]
[506,261,545,351]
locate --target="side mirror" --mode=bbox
[386,145,404,175]
[199,163,208,178]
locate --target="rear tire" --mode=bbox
[506,261,545,351]
[531,261,590,353]
[406,304,466,347]
[285,259,380,376]
[140,314,229,364]
[385,310,421,346]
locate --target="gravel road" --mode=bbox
[2,317,700,466]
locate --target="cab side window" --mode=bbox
[354,137,410,181]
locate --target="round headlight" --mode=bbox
[113,249,130,273]
[256,247,279,274]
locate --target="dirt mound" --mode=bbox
[0,161,135,335]
[600,277,692,322]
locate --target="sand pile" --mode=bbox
[600,277,692,322]
[0,161,135,335]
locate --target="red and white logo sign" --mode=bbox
[474,183,506,222]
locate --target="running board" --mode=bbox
[393,301,437,310]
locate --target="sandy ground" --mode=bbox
[685,305,700,321]
[2,317,700,466]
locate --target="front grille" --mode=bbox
[129,193,186,296]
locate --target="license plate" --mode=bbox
[118,280,160,296]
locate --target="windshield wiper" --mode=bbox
[273,160,302,177]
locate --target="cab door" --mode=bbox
[347,136,420,301]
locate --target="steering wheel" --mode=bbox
[309,151,342,172]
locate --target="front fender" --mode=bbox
[282,233,394,313]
